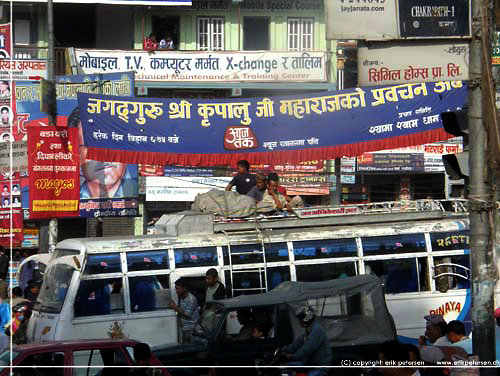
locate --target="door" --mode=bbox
[243,17,270,51]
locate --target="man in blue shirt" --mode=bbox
[281,306,332,376]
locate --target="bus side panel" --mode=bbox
[387,290,468,342]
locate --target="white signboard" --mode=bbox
[0,141,27,174]
[325,0,398,40]
[358,42,469,86]
[146,176,232,202]
[72,49,327,83]
[0,60,47,81]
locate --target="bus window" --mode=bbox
[365,258,429,294]
[434,255,470,292]
[84,254,122,274]
[292,239,357,260]
[430,231,469,252]
[223,245,263,265]
[34,264,74,314]
[129,275,170,312]
[361,234,426,256]
[229,269,266,295]
[74,278,124,317]
[264,243,289,262]
[174,247,218,268]
[266,266,291,290]
[127,251,168,271]
[296,262,356,282]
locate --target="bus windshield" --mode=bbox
[34,263,74,314]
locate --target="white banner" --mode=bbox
[325,0,398,40]
[0,60,47,81]
[0,141,28,174]
[358,42,469,86]
[146,176,231,202]
[72,49,327,83]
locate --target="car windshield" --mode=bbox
[0,350,20,370]
[198,304,224,336]
[34,263,74,314]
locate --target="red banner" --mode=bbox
[28,126,80,218]
[0,172,23,247]
[0,23,11,59]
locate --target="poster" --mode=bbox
[0,24,11,59]
[0,172,23,247]
[77,80,467,166]
[27,126,80,218]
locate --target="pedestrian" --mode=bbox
[11,286,27,306]
[418,314,452,364]
[378,340,420,376]
[170,278,199,342]
[130,342,162,376]
[225,160,256,195]
[246,173,267,202]
[0,246,9,280]
[24,280,41,302]
[204,268,226,305]
[447,320,472,355]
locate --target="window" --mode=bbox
[264,243,289,262]
[296,262,356,282]
[243,17,270,50]
[127,250,168,271]
[223,245,263,265]
[288,18,313,51]
[73,348,128,376]
[197,17,224,51]
[434,255,470,292]
[365,258,429,294]
[34,264,73,314]
[227,269,266,296]
[14,351,65,376]
[129,275,170,313]
[84,253,121,274]
[266,266,290,290]
[361,234,426,256]
[14,19,30,46]
[430,231,469,252]
[175,247,218,268]
[74,278,124,317]
[293,239,357,260]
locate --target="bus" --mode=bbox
[27,199,471,346]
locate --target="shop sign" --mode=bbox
[0,60,47,81]
[146,176,231,202]
[71,49,327,83]
[358,41,469,86]
[0,24,11,59]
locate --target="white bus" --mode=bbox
[28,199,471,347]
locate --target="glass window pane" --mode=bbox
[74,278,124,317]
[84,253,121,274]
[434,255,470,292]
[35,264,73,314]
[129,275,170,313]
[127,251,168,271]
[264,243,289,262]
[73,350,104,376]
[228,269,266,296]
[296,262,356,282]
[293,239,357,260]
[365,258,427,294]
[430,231,469,252]
[174,247,218,268]
[223,245,263,265]
[266,266,290,290]
[17,352,65,373]
[362,234,426,255]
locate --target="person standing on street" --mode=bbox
[170,278,199,342]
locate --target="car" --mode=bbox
[0,338,170,376]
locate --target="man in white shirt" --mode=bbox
[418,314,453,363]
[447,320,473,355]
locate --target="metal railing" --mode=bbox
[13,46,66,75]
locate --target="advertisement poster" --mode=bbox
[27,126,80,218]
[358,42,469,86]
[0,141,27,174]
[77,80,467,166]
[0,24,11,59]
[72,49,327,83]
[16,72,138,217]
[0,172,23,247]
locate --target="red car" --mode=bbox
[0,338,170,376]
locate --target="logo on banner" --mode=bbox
[224,126,259,150]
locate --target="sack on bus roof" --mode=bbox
[192,189,256,218]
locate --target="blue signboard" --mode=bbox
[77,81,467,166]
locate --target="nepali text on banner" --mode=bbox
[28,126,80,219]
[77,80,467,166]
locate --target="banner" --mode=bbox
[72,49,327,83]
[146,176,231,202]
[28,126,80,218]
[358,42,469,86]
[78,80,467,167]
[16,72,138,217]
[0,60,47,81]
[0,141,27,174]
[0,172,23,247]
[0,24,11,59]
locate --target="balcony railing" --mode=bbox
[13,46,67,76]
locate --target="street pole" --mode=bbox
[470,0,496,370]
